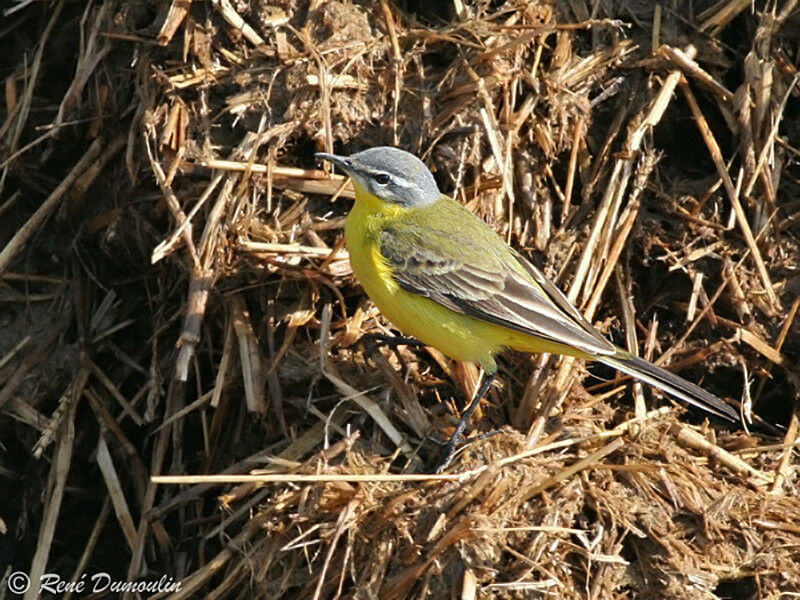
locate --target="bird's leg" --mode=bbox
[434,370,496,473]
[461,429,503,445]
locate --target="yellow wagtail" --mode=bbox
[317,147,738,467]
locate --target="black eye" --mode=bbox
[375,173,391,185]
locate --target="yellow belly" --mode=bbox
[344,193,576,372]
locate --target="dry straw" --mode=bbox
[1,1,799,599]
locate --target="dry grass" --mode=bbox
[1,0,799,598]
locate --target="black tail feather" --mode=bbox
[598,351,739,422]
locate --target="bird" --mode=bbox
[316,146,739,469]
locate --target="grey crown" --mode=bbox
[346,147,442,207]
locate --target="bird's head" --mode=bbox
[316,146,441,208]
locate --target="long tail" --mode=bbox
[597,351,739,422]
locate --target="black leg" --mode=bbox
[434,370,496,473]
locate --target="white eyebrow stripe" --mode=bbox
[351,162,417,192]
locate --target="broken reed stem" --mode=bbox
[561,115,582,224]
[143,135,200,270]
[658,44,734,105]
[670,424,772,483]
[152,472,464,484]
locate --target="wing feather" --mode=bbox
[379,225,614,356]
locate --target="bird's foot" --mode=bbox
[430,428,502,473]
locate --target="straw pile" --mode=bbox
[2,0,799,598]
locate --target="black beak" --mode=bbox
[315,152,351,174]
